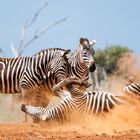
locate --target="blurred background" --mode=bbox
[0,0,140,123]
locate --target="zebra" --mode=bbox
[21,79,124,122]
[0,48,72,105]
[0,37,96,107]
[38,37,96,104]
[51,37,96,98]
[124,80,140,97]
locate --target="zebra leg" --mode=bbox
[52,76,77,91]
[53,76,91,91]
[21,85,49,106]
[20,87,41,122]
[21,87,39,105]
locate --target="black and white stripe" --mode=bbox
[124,82,140,97]
[0,37,96,106]
[21,86,124,122]
[0,48,71,106]
[0,48,67,94]
[52,37,96,99]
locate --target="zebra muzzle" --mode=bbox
[21,104,27,112]
[89,62,96,72]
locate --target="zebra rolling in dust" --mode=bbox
[21,77,125,122]
[21,46,124,122]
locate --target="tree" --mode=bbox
[95,45,132,74]
[90,45,133,90]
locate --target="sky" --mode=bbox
[0,0,140,57]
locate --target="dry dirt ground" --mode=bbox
[0,123,140,140]
[0,95,140,140]
[0,96,140,140]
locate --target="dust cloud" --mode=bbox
[38,95,140,135]
[75,95,140,135]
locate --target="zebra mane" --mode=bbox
[0,56,26,62]
[33,48,66,56]
[67,46,82,64]
[0,48,66,60]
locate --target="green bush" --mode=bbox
[95,45,132,74]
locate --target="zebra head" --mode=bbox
[21,104,47,121]
[79,38,96,72]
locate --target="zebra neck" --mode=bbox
[69,50,87,68]
[68,53,89,80]
[68,86,85,97]
[72,92,86,99]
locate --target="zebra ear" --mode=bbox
[64,49,71,55]
[90,38,97,46]
[80,38,88,45]
[62,49,71,57]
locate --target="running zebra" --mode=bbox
[0,37,96,106]
[21,79,124,122]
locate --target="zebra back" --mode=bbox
[124,82,140,97]
[84,91,124,115]
[0,48,66,94]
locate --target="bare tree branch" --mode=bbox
[26,2,48,28]
[8,1,67,57]
[0,48,6,57]
[10,43,19,57]
[35,17,68,37]
[18,17,68,55]
[18,1,48,53]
